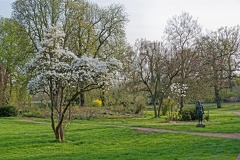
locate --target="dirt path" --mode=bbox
[126,126,240,139]
[18,114,240,140]
[124,112,240,140]
[18,119,50,124]
[234,112,240,116]
[18,119,240,139]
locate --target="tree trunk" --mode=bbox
[0,65,9,107]
[59,124,64,141]
[179,96,184,113]
[228,56,234,92]
[53,128,64,142]
[53,119,65,142]
[216,98,222,108]
[80,91,85,107]
[214,85,222,108]
[54,128,60,141]
[51,108,55,134]
[101,90,105,107]
[50,108,62,142]
[157,95,164,118]
[153,100,157,118]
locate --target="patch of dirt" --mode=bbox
[18,119,50,124]
[236,154,240,160]
[234,112,240,115]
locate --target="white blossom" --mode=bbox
[25,25,122,95]
[170,83,188,97]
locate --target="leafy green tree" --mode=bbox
[0,17,33,106]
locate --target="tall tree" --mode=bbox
[199,26,240,108]
[216,26,240,91]
[63,1,128,106]
[12,0,64,49]
[12,0,128,106]
[164,12,202,111]
[132,39,167,117]
[0,64,8,107]
[0,17,33,106]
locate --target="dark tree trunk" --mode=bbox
[179,96,184,113]
[53,127,64,142]
[59,124,64,141]
[80,91,85,107]
[101,90,105,107]
[157,95,164,118]
[214,85,222,108]
[153,102,157,118]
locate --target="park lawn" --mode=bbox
[78,103,240,133]
[0,103,240,160]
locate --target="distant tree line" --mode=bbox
[123,12,240,117]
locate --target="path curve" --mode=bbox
[18,118,240,139]
[234,112,240,115]
[126,112,240,140]
[120,126,240,140]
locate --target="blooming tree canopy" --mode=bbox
[170,83,188,97]
[26,25,121,96]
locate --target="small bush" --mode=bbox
[93,99,102,107]
[162,98,175,115]
[134,96,146,114]
[0,105,18,117]
[179,107,197,121]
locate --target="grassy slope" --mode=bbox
[0,103,240,160]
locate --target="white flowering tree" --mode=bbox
[170,83,188,110]
[26,26,121,142]
[170,83,188,97]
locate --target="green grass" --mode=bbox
[0,103,240,160]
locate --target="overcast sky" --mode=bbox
[0,0,240,45]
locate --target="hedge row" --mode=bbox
[0,106,18,117]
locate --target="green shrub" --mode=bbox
[134,96,146,114]
[0,105,18,117]
[162,98,175,115]
[179,107,197,121]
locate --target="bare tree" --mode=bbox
[131,39,167,117]
[164,12,202,111]
[216,26,240,91]
[198,26,240,108]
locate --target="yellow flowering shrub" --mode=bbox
[93,99,102,107]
